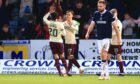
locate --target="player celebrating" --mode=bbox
[63,10,84,75]
[85,0,121,80]
[108,9,124,76]
[43,6,70,76]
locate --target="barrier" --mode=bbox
[0,40,30,59]
[0,60,139,74]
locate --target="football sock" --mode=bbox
[118,61,124,73]
[55,59,61,75]
[101,60,106,76]
[73,58,80,68]
[61,58,68,73]
[68,59,73,71]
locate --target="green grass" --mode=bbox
[0,75,140,84]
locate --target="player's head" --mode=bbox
[2,24,9,33]
[49,12,58,21]
[124,13,131,19]
[97,0,107,12]
[66,10,74,21]
[110,8,118,17]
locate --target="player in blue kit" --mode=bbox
[85,0,121,80]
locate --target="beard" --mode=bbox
[98,9,105,13]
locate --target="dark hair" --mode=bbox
[50,12,58,20]
[98,0,107,5]
[3,24,9,28]
[66,10,74,15]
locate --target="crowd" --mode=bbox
[0,0,140,40]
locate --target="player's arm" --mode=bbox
[85,21,95,39]
[43,6,55,24]
[71,21,79,33]
[61,24,66,37]
[112,21,122,45]
[43,12,51,25]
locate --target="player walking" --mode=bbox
[108,8,124,76]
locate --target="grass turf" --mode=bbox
[0,75,140,84]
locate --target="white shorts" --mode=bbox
[97,38,110,54]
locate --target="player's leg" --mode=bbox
[103,39,111,80]
[66,44,84,75]
[107,45,113,65]
[116,45,124,76]
[101,49,110,80]
[99,39,110,80]
[107,53,111,64]
[50,42,62,76]
[66,45,73,72]
[97,40,105,79]
[60,52,71,76]
[70,45,84,75]
[54,54,63,76]
[117,54,124,76]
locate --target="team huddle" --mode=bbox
[43,0,124,80]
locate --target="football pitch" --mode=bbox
[0,75,140,84]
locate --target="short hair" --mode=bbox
[50,12,58,20]
[3,24,9,28]
[98,0,107,5]
[66,10,74,15]
[110,8,118,14]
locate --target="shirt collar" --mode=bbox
[100,10,107,14]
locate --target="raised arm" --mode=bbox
[43,5,56,24]
[43,12,51,25]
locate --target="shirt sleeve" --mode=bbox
[91,12,96,23]
[43,12,51,25]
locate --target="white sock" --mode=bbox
[101,62,106,76]
[105,62,109,76]
[79,67,83,71]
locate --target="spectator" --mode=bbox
[5,0,19,20]
[0,0,9,30]
[134,15,140,29]
[73,0,90,39]
[35,21,49,39]
[19,0,33,17]
[18,6,35,39]
[134,15,140,38]
[125,0,140,19]
[61,0,75,12]
[37,0,50,22]
[122,13,135,38]
[0,24,13,40]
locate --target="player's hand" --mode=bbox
[85,33,89,39]
[49,5,56,13]
[118,39,122,45]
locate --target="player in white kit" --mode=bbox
[43,6,70,76]
[63,10,84,75]
[108,8,124,76]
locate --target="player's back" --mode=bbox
[48,21,65,43]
